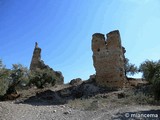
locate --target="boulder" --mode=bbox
[69,78,82,86]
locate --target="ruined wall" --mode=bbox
[92,30,126,88]
[30,42,64,84]
[30,42,43,71]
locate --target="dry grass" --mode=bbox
[14,82,157,112]
[67,88,155,111]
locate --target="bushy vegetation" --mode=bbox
[0,59,10,95]
[0,60,30,97]
[1,57,160,102]
[0,59,57,98]
[29,68,56,88]
[125,58,138,76]
[6,64,29,95]
[139,60,160,100]
[124,58,160,101]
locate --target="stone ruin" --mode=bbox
[30,42,43,71]
[92,30,127,88]
[30,42,64,84]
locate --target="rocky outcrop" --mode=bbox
[92,30,126,88]
[69,78,82,86]
[30,42,47,70]
[30,42,64,84]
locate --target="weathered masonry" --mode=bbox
[30,42,64,84]
[92,30,126,88]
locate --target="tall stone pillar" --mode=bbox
[30,42,42,71]
[92,30,126,88]
[29,42,64,84]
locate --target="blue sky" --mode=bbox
[0,0,160,83]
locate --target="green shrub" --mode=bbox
[0,60,10,95]
[0,78,9,96]
[29,68,56,88]
[125,58,138,76]
[152,77,160,100]
[0,60,30,96]
[139,60,157,84]
[140,60,160,100]
[5,64,29,95]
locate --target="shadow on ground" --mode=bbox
[15,80,116,106]
[113,109,160,120]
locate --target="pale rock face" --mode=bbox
[92,30,126,88]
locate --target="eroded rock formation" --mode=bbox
[30,42,43,70]
[30,42,64,84]
[92,30,126,88]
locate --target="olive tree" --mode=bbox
[29,68,56,89]
[125,58,138,76]
[139,60,160,100]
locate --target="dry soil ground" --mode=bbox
[0,84,160,120]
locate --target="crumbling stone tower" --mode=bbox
[92,30,126,88]
[30,42,64,84]
[30,42,43,70]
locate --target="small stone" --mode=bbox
[60,105,65,108]
[68,109,72,113]
[53,110,56,113]
[118,92,125,99]
[63,111,70,115]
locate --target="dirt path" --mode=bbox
[0,101,159,120]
